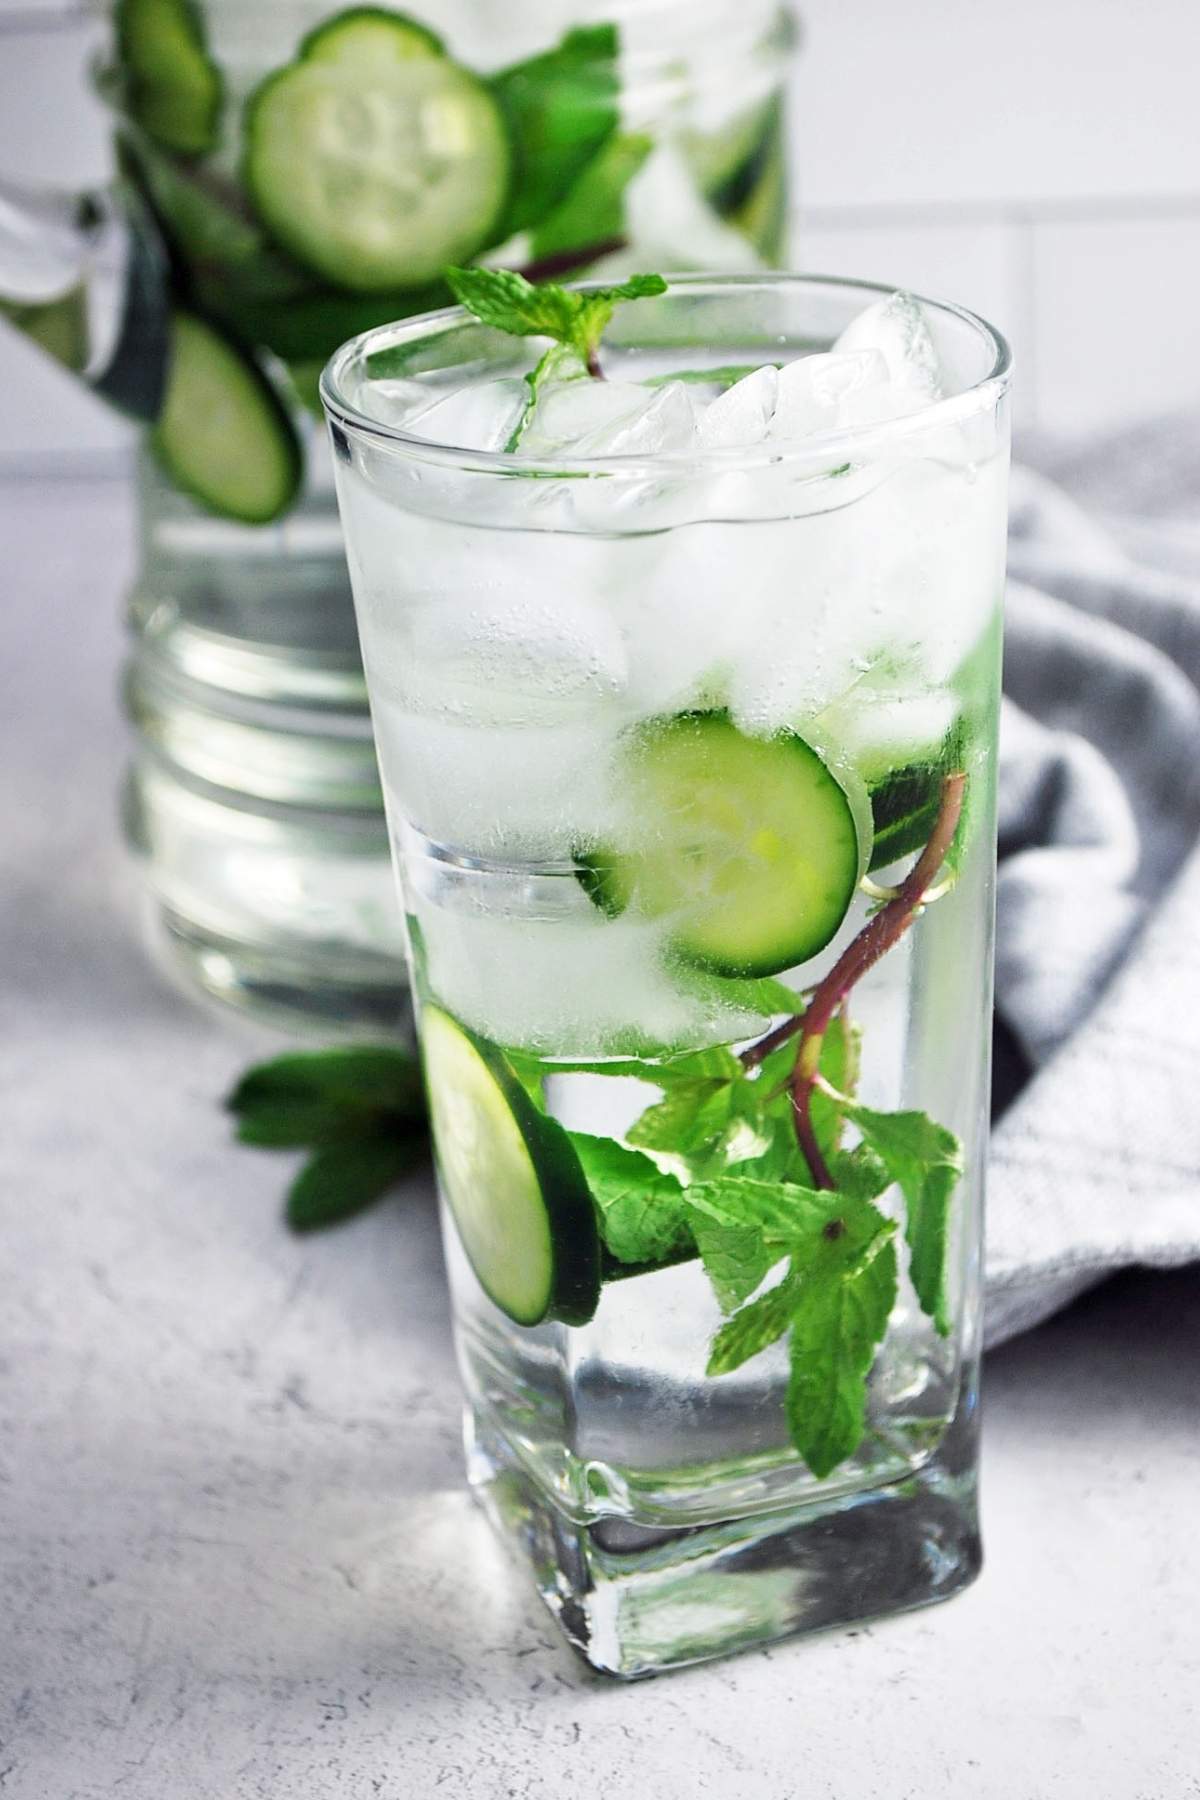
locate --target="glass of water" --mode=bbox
[321,275,1011,1676]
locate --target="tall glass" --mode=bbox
[322,276,1010,1675]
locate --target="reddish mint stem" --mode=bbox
[740,772,967,1189]
[517,238,627,286]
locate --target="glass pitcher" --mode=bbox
[0,0,797,1031]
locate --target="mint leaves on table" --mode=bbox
[227,1046,426,1232]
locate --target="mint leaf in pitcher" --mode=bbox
[489,24,622,239]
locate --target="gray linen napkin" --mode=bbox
[986,415,1200,1343]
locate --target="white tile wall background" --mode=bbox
[2,0,1199,465]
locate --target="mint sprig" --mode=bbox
[688,1177,899,1478]
[227,1046,426,1232]
[503,773,969,1477]
[444,263,668,444]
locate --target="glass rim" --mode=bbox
[320,272,1013,479]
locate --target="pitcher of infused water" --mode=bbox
[0,0,796,1030]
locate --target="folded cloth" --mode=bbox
[986,414,1200,1343]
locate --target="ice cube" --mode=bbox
[519,378,697,459]
[416,901,763,1056]
[359,377,437,428]
[768,350,894,441]
[373,702,625,861]
[814,685,962,785]
[695,365,778,449]
[858,453,1008,684]
[401,376,528,451]
[725,502,891,733]
[833,293,942,406]
[402,590,628,721]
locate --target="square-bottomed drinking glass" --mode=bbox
[321,276,1011,1676]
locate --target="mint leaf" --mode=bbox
[686,1177,893,1262]
[706,1270,802,1375]
[690,1221,781,1314]
[824,1143,891,1200]
[569,1132,692,1265]
[490,25,621,238]
[787,1234,898,1478]
[531,132,652,259]
[694,1179,898,1475]
[843,1103,962,1335]
[228,1045,426,1232]
[445,266,667,374]
[625,1079,735,1163]
[687,1175,896,1351]
[504,1047,549,1108]
[445,266,585,342]
[234,1101,376,1149]
[229,1046,422,1118]
[685,1174,827,1242]
[286,1135,425,1233]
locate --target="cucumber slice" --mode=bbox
[826,693,963,872]
[151,312,301,524]
[116,0,222,157]
[243,20,511,293]
[421,1007,600,1327]
[302,7,444,65]
[579,713,863,978]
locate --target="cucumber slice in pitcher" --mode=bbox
[421,1008,601,1328]
[116,0,222,157]
[303,6,444,64]
[578,712,864,978]
[151,311,301,524]
[243,12,511,293]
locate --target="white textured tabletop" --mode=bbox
[4,476,1199,1800]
